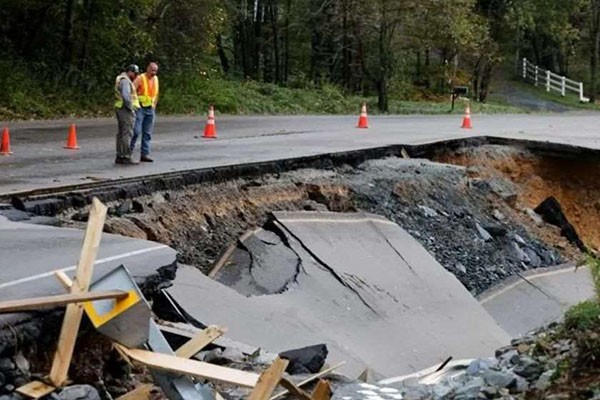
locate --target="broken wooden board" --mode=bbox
[270,362,346,400]
[0,290,128,313]
[175,325,227,359]
[115,384,155,400]
[115,344,260,388]
[312,380,331,400]
[16,381,56,399]
[49,198,108,387]
[248,358,289,400]
[279,378,314,400]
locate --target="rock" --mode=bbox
[58,385,100,400]
[487,178,519,206]
[132,200,145,213]
[511,242,530,263]
[513,376,530,393]
[534,370,555,391]
[513,234,527,246]
[115,199,132,216]
[432,383,453,399]
[466,358,497,375]
[200,348,224,364]
[492,210,506,221]
[13,354,29,375]
[279,344,328,375]
[418,205,439,218]
[523,248,542,267]
[534,197,586,252]
[221,348,245,363]
[475,223,493,242]
[482,224,507,238]
[454,263,467,274]
[513,356,543,380]
[454,377,484,400]
[524,208,544,226]
[482,370,516,388]
[0,359,15,372]
[71,211,89,222]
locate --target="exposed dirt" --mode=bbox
[60,148,579,295]
[435,145,600,253]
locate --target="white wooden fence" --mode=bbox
[521,58,589,103]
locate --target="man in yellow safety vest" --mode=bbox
[114,64,140,165]
[131,62,159,162]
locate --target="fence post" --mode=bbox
[522,58,527,79]
[546,70,551,92]
[561,77,566,96]
[534,66,538,86]
[579,82,584,102]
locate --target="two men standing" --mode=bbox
[114,62,159,165]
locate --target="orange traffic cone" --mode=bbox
[64,124,80,149]
[357,103,369,129]
[0,127,13,155]
[461,104,472,129]
[203,106,217,138]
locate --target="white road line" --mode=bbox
[0,245,168,290]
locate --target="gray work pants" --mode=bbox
[116,108,135,159]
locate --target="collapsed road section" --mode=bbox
[0,139,597,399]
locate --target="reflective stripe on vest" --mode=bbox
[138,73,159,107]
[114,73,140,109]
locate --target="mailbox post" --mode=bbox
[451,86,469,111]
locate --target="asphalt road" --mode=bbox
[1,112,600,195]
[167,212,510,377]
[0,216,176,303]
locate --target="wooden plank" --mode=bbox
[16,381,56,399]
[175,325,227,359]
[312,380,331,400]
[270,362,345,400]
[55,270,73,290]
[115,344,260,388]
[49,198,107,387]
[115,384,155,400]
[248,358,289,400]
[0,290,128,314]
[279,378,314,400]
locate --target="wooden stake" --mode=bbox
[49,198,107,387]
[312,380,331,400]
[175,325,227,359]
[114,344,260,388]
[248,357,289,400]
[270,362,345,400]
[0,290,128,314]
[115,384,155,400]
[279,378,314,400]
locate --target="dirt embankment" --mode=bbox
[60,151,573,295]
[435,145,600,252]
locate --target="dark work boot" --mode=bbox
[140,155,154,162]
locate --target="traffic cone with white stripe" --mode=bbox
[461,103,472,129]
[357,103,369,129]
[203,106,217,138]
[0,127,12,155]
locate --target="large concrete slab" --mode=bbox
[166,212,510,378]
[0,216,176,302]
[1,113,600,195]
[479,264,595,337]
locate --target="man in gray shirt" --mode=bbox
[114,64,140,164]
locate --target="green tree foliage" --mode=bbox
[1,0,600,116]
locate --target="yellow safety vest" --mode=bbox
[114,73,140,110]
[137,73,159,108]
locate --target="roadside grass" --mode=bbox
[510,79,600,111]
[0,66,527,121]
